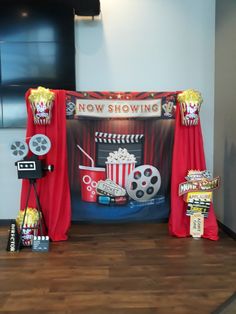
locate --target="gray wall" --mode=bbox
[214,0,236,233]
[0,129,26,219]
[76,0,215,173]
[0,0,215,220]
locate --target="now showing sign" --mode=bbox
[75,99,162,118]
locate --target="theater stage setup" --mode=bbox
[12,87,219,250]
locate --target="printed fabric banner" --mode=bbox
[66,91,178,222]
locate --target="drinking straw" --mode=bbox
[77,144,95,167]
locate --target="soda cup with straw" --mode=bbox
[77,144,106,202]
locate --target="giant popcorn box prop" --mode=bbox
[106,148,136,188]
[28,86,55,125]
[16,207,40,246]
[177,89,203,126]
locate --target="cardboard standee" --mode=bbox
[179,170,220,239]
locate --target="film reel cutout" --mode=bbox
[10,140,29,160]
[29,134,51,156]
[126,165,161,202]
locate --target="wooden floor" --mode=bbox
[0,223,235,314]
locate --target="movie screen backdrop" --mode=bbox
[66,91,178,222]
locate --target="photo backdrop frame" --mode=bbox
[19,89,219,241]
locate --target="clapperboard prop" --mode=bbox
[186,198,211,218]
[32,236,50,252]
[95,132,144,167]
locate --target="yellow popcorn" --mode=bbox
[177,89,203,104]
[28,86,55,104]
[16,207,40,227]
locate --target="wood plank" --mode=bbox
[0,223,235,313]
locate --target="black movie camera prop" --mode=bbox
[11,134,53,180]
[16,155,54,180]
[8,134,53,251]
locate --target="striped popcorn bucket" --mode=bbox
[180,102,201,126]
[18,223,38,246]
[106,161,136,188]
[30,100,54,125]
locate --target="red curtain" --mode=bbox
[169,102,219,240]
[20,90,71,241]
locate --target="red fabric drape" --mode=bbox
[169,102,218,240]
[20,89,71,241]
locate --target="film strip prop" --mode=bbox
[95,132,144,167]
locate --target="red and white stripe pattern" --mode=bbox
[106,162,136,188]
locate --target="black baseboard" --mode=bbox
[71,219,169,224]
[1,219,169,227]
[1,219,234,239]
[218,220,236,240]
[0,219,12,226]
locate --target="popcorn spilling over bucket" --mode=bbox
[106,148,136,188]
[20,224,38,246]
[16,207,40,246]
[28,86,55,125]
[177,89,203,126]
